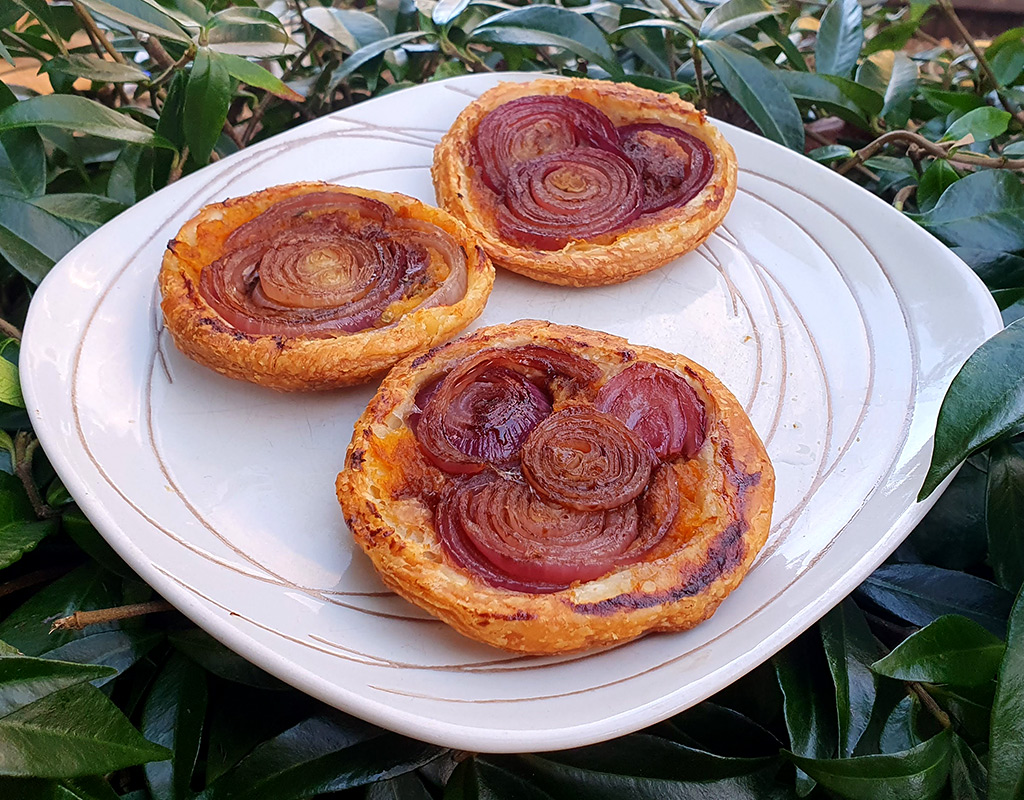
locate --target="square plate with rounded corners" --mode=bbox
[22,73,1001,753]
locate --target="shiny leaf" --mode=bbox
[143,653,208,800]
[210,51,303,102]
[369,772,434,800]
[433,0,471,26]
[198,716,441,800]
[879,695,921,754]
[920,316,1024,500]
[778,70,870,127]
[989,585,1024,799]
[785,729,952,800]
[699,0,775,41]
[987,440,1024,593]
[942,107,1012,142]
[699,40,804,151]
[473,6,621,75]
[183,48,231,165]
[871,615,1005,686]
[815,0,863,77]
[0,96,172,148]
[881,52,917,128]
[41,55,148,84]
[329,32,429,86]
[167,629,284,689]
[917,159,960,213]
[0,652,114,717]
[75,0,191,42]
[302,7,389,51]
[951,734,987,800]
[820,599,880,758]
[958,247,1024,290]
[916,169,1024,253]
[859,563,1013,635]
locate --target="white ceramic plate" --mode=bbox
[23,73,1001,753]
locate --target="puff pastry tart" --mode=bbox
[159,182,494,391]
[432,78,738,287]
[337,321,773,654]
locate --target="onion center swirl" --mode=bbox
[198,191,467,337]
[417,347,708,593]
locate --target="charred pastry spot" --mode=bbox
[349,449,366,470]
[167,239,183,256]
[619,349,636,362]
[273,336,286,350]
[183,276,197,301]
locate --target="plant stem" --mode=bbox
[691,43,708,109]
[51,600,175,631]
[893,183,916,211]
[909,682,953,730]
[13,434,56,521]
[70,0,128,65]
[0,318,22,342]
[0,567,72,600]
[1,30,50,62]
[836,129,1024,176]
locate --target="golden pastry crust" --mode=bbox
[432,78,738,287]
[159,182,495,391]
[337,320,773,654]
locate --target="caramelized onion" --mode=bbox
[619,123,714,213]
[198,191,467,337]
[622,464,680,561]
[415,346,602,473]
[496,147,643,250]
[521,406,653,511]
[473,95,621,192]
[596,362,706,460]
[437,474,640,591]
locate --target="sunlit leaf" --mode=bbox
[699,0,775,41]
[815,0,863,77]
[941,107,1012,142]
[183,47,231,165]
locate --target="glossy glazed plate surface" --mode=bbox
[23,73,1001,753]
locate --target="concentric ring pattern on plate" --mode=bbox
[22,73,1002,753]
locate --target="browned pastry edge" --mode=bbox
[336,320,774,654]
[431,78,739,287]
[159,182,495,391]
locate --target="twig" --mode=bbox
[1,30,50,62]
[691,43,708,109]
[70,0,128,65]
[893,183,916,211]
[240,36,318,145]
[222,120,244,149]
[0,318,22,342]
[136,31,175,71]
[13,434,57,521]
[805,125,881,182]
[51,600,175,631]
[909,682,953,730]
[837,129,1024,176]
[167,145,188,183]
[0,567,71,600]
[936,0,1017,119]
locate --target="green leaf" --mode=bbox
[917,170,1024,260]
[668,702,781,758]
[698,0,775,41]
[990,584,1024,799]
[302,7,389,51]
[432,0,470,26]
[143,653,208,800]
[857,564,1014,636]
[329,31,430,86]
[987,441,1024,593]
[0,652,115,717]
[75,0,191,43]
[473,6,621,76]
[0,517,55,571]
[447,758,553,800]
[941,107,1012,142]
[881,52,917,129]
[368,772,434,800]
[920,87,988,115]
[778,70,870,127]
[823,74,884,117]
[820,599,880,758]
[168,629,285,689]
[774,632,837,796]
[964,244,1024,288]
[183,48,231,165]
[0,683,170,778]
[815,0,863,77]
[1003,140,1024,156]
[916,159,960,213]
[0,85,45,200]
[0,192,92,283]
[920,317,1024,499]
[198,716,440,800]
[862,21,919,57]
[950,734,987,800]
[209,51,303,102]
[0,95,172,149]
[785,729,952,800]
[0,355,22,409]
[879,696,921,754]
[616,75,695,97]
[871,615,1005,686]
[41,55,148,84]
[991,39,1024,86]
[698,40,805,151]
[757,16,807,70]
[0,776,122,800]
[29,194,126,231]
[0,226,53,283]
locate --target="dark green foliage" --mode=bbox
[1,0,1023,797]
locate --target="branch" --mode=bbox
[70,0,128,65]
[837,130,1024,176]
[909,682,953,730]
[13,433,57,521]
[51,600,175,631]
[0,317,22,342]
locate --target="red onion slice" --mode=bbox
[495,147,644,250]
[619,123,714,213]
[596,361,706,460]
[520,406,654,511]
[473,95,622,192]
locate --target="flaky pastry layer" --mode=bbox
[432,78,738,287]
[159,182,495,391]
[337,320,773,654]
